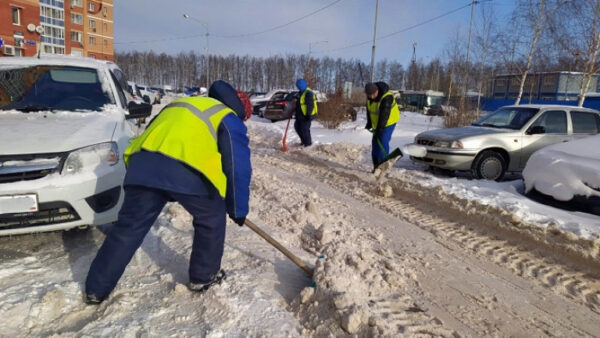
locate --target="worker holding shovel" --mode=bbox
[84,80,251,304]
[364,81,402,175]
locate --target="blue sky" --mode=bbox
[114,0,514,65]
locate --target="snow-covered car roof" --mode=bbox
[523,134,600,201]
[0,54,115,71]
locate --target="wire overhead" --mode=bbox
[214,0,344,38]
[321,1,480,54]
[114,0,343,45]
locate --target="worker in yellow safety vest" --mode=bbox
[84,80,252,304]
[294,78,318,147]
[365,81,400,171]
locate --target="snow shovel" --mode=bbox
[281,115,293,152]
[244,219,314,277]
[281,101,295,152]
[372,135,403,169]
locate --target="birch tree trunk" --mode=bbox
[515,0,546,105]
[578,0,600,107]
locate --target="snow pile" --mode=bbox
[293,234,452,336]
[523,134,600,201]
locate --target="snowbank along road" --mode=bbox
[0,104,599,336]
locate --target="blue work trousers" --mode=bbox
[294,115,313,146]
[371,124,396,167]
[85,185,226,298]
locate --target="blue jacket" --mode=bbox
[125,83,252,219]
[295,89,315,120]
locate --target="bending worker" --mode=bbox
[364,81,400,171]
[84,80,251,304]
[294,78,317,147]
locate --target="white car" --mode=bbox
[523,133,600,211]
[0,55,151,236]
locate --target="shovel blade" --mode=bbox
[374,148,403,169]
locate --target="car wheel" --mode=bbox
[472,150,506,181]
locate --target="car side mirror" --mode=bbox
[527,125,546,135]
[126,101,152,120]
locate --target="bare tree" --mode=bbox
[444,28,466,105]
[549,0,600,106]
[513,0,547,105]
[473,4,497,113]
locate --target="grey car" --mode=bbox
[409,105,600,180]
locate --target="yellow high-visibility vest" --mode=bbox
[366,91,400,128]
[300,88,318,116]
[124,97,234,197]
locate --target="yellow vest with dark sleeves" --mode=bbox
[124,97,234,198]
[300,88,318,116]
[366,91,400,129]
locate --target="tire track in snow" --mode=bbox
[248,131,600,329]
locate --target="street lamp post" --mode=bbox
[370,0,379,83]
[183,14,210,88]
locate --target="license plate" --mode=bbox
[0,194,38,214]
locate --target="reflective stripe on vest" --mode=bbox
[300,88,318,116]
[124,97,233,197]
[366,91,400,129]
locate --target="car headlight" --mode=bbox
[63,142,119,175]
[434,140,463,149]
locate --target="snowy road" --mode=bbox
[250,124,600,336]
[1,103,600,336]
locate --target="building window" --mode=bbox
[89,2,94,11]
[12,7,21,25]
[71,31,82,43]
[71,13,83,25]
[103,23,107,32]
[103,7,108,17]
[89,19,95,29]
[14,32,25,48]
[89,36,95,45]
[104,39,108,48]
[71,0,82,7]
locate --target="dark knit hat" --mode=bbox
[208,80,245,120]
[364,82,378,95]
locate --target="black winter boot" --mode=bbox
[188,269,226,293]
[84,293,105,305]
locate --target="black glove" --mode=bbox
[230,216,246,227]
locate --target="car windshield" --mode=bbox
[472,107,539,130]
[0,65,113,112]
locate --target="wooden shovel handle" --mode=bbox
[244,219,314,277]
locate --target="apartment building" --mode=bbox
[1,0,113,60]
[0,0,41,57]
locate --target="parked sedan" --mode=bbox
[263,91,297,122]
[250,89,291,116]
[523,134,600,213]
[409,105,600,181]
